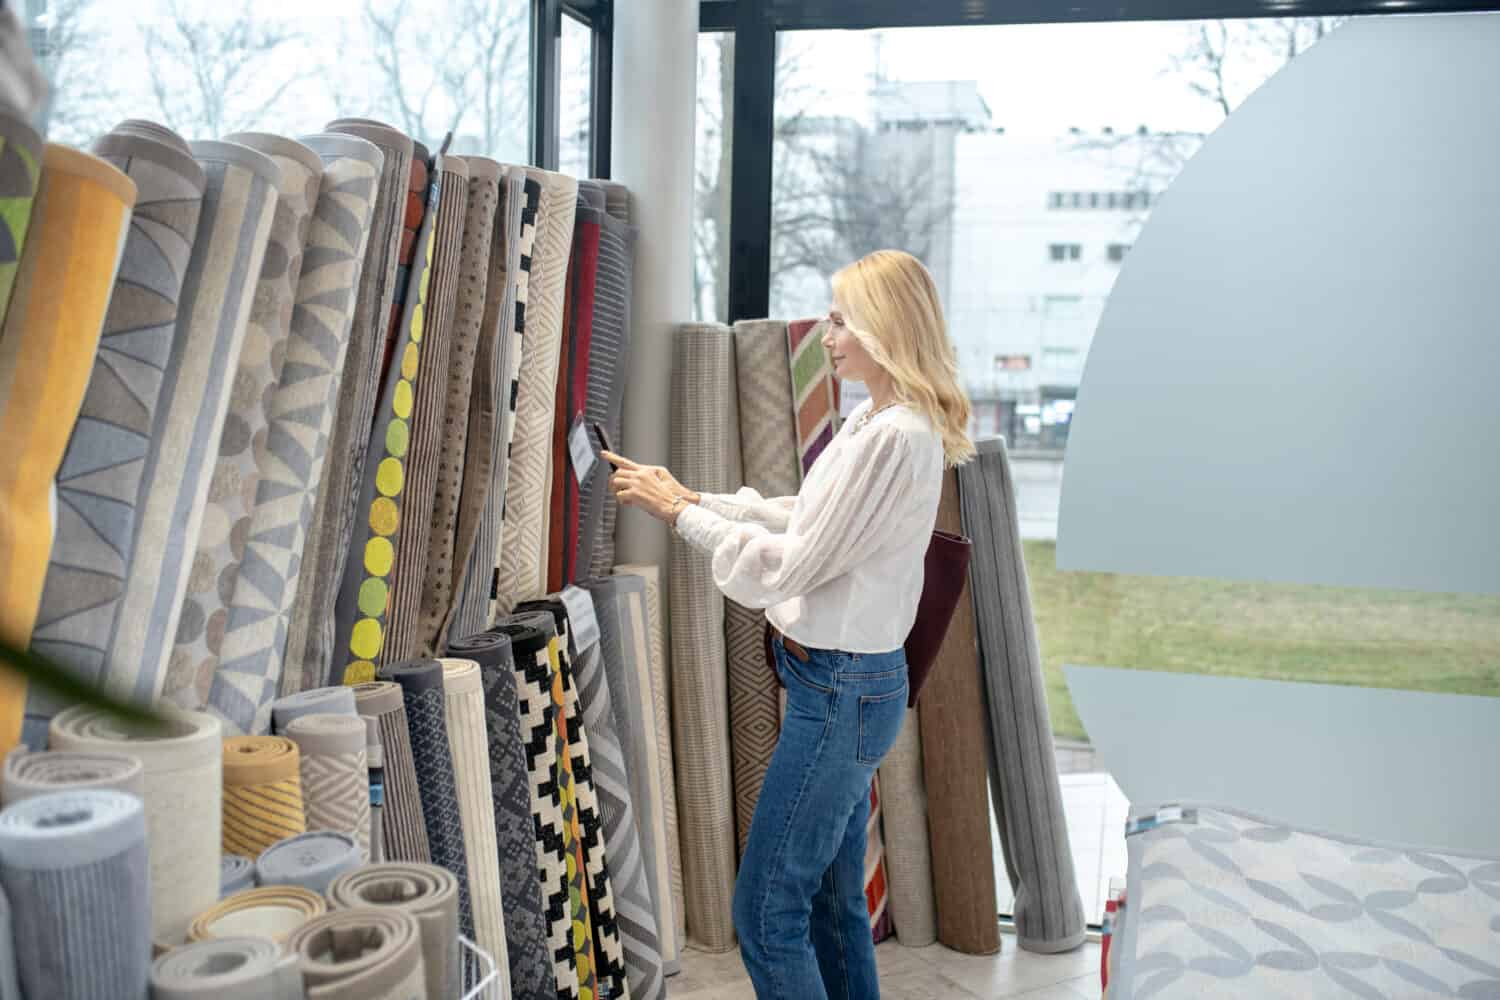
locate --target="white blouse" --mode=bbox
[674,401,944,654]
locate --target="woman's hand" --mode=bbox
[603,451,699,525]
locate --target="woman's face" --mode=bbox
[823,306,881,384]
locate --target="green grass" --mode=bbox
[1022,540,1500,742]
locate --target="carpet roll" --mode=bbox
[363,717,383,863]
[958,437,1087,953]
[327,862,459,1000]
[496,169,578,613]
[256,830,360,894]
[0,107,41,328]
[571,598,667,1000]
[189,885,326,943]
[377,660,474,940]
[0,143,134,750]
[586,212,638,578]
[868,777,893,942]
[273,686,358,732]
[287,908,424,1000]
[352,681,428,863]
[444,630,554,999]
[49,706,223,945]
[108,139,278,716]
[598,180,630,224]
[149,935,302,1000]
[285,120,410,697]
[724,599,775,861]
[212,132,382,729]
[877,709,939,946]
[787,318,838,475]
[491,615,582,999]
[1,746,144,804]
[668,324,741,951]
[439,658,509,992]
[417,158,499,652]
[0,884,14,1000]
[0,789,150,1000]
[222,735,306,858]
[611,564,685,967]
[23,126,199,749]
[219,854,255,898]
[284,713,370,861]
[172,133,322,712]
[385,157,468,663]
[918,470,1002,955]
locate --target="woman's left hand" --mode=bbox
[609,460,686,525]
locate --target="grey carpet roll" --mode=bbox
[877,711,939,946]
[353,681,428,863]
[417,159,499,653]
[149,935,303,1000]
[273,686,358,733]
[287,908,423,1000]
[284,713,370,861]
[256,830,360,894]
[668,324,742,952]
[211,132,383,729]
[611,564,684,969]
[172,133,323,713]
[49,706,223,946]
[385,156,468,663]
[451,169,530,641]
[23,126,205,748]
[571,598,667,1000]
[1,746,144,804]
[0,789,150,1000]
[0,884,15,1000]
[327,863,458,1000]
[363,718,384,864]
[958,437,1087,953]
[285,120,411,697]
[107,139,279,712]
[219,854,254,898]
[377,660,474,941]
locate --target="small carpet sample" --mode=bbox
[327,862,460,1000]
[283,712,370,861]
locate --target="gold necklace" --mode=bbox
[851,400,899,435]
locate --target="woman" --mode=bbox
[606,249,974,999]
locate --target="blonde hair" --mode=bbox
[831,250,976,467]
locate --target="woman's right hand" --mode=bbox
[601,451,699,504]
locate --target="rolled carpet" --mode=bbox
[877,710,938,946]
[273,686,358,733]
[491,614,583,999]
[107,139,279,716]
[189,885,326,943]
[570,595,667,1000]
[786,318,839,476]
[376,659,474,941]
[385,156,468,663]
[668,324,741,952]
[352,681,428,863]
[49,706,222,945]
[0,143,135,751]
[0,884,15,1000]
[284,120,410,696]
[918,470,1001,955]
[149,936,302,1000]
[327,862,459,1000]
[212,132,383,728]
[495,168,579,613]
[444,630,553,1000]
[221,735,306,858]
[958,437,1086,953]
[219,854,255,898]
[0,106,41,328]
[287,908,424,1000]
[363,717,384,863]
[256,830,360,894]
[610,564,685,969]
[24,126,202,750]
[171,132,323,711]
[1,746,144,804]
[283,712,370,861]
[585,211,638,579]
[867,777,893,942]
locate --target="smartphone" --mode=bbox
[592,422,618,470]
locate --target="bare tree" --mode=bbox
[25,0,113,143]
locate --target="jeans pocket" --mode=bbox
[857,684,908,765]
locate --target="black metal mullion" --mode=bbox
[590,1,613,178]
[728,0,775,322]
[531,0,562,170]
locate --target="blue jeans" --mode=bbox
[734,637,909,1000]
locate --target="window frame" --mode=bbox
[536,0,614,175]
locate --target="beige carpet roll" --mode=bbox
[48,706,222,945]
[284,713,370,861]
[189,885,326,944]
[288,908,425,1000]
[150,935,302,999]
[1,746,144,804]
[327,862,460,1000]
[878,709,939,946]
[221,736,306,858]
[353,681,428,863]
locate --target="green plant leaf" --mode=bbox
[0,635,167,731]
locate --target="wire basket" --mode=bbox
[459,933,500,999]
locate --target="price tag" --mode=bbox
[569,414,596,486]
[559,585,601,654]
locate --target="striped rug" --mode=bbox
[787,318,839,475]
[585,211,637,578]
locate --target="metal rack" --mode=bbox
[459,934,501,999]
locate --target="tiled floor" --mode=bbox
[671,937,1103,999]
[994,772,1130,921]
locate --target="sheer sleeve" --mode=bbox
[696,487,796,532]
[675,423,920,609]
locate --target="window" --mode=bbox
[1049,243,1082,262]
[559,13,593,179]
[692,31,735,322]
[1108,242,1131,262]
